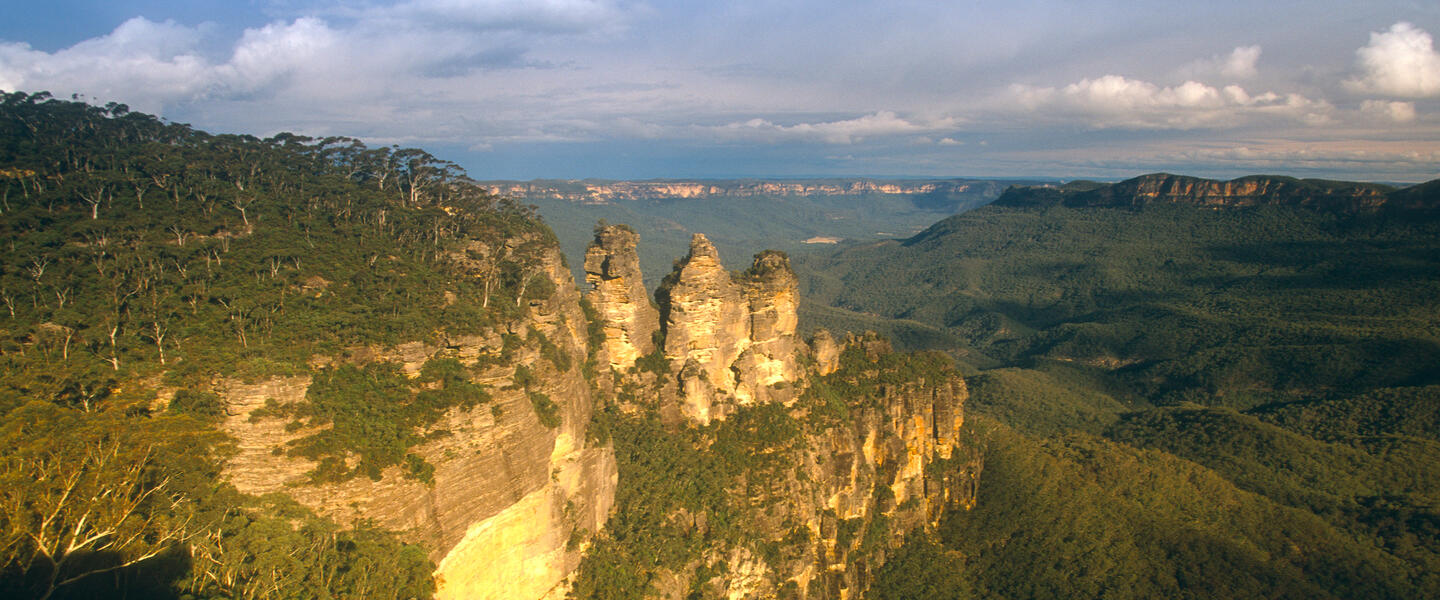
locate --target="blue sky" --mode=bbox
[3,1,1439,182]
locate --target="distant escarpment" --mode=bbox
[573,225,982,599]
[484,178,1000,204]
[993,173,1437,212]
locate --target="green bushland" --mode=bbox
[876,422,1418,599]
[806,183,1440,598]
[0,92,553,597]
[796,201,1440,408]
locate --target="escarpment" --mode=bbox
[994,173,1421,212]
[220,240,617,600]
[221,221,979,600]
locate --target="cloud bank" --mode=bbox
[0,3,1436,180]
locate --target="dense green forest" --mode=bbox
[795,183,1440,598]
[0,92,555,599]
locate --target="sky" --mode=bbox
[2,1,1439,182]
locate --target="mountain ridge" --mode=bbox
[992,172,1436,212]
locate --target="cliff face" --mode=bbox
[1078,173,1392,210]
[991,173,1426,213]
[758,340,977,599]
[219,243,617,600]
[583,225,660,371]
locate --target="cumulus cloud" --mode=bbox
[702,111,956,144]
[0,18,215,112]
[0,5,616,135]
[223,18,342,93]
[1347,22,1440,97]
[1009,75,1325,129]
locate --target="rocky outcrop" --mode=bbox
[583,225,660,371]
[219,223,978,600]
[646,234,802,424]
[733,250,801,406]
[810,330,841,376]
[219,244,616,600]
[799,359,975,598]
[656,234,752,423]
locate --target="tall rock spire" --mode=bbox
[582,224,660,371]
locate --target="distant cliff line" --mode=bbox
[479,178,998,204]
[996,173,1440,212]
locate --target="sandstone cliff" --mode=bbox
[583,225,660,371]
[219,241,616,600]
[732,334,978,599]
[994,173,1410,212]
[650,234,801,423]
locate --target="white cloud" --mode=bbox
[1360,99,1417,122]
[1009,75,1326,129]
[1346,22,1440,97]
[703,111,956,144]
[0,18,215,112]
[224,18,341,92]
[1178,45,1261,82]
[1221,45,1261,79]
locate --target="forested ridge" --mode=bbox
[797,182,1440,598]
[0,92,556,599]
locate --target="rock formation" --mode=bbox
[655,234,753,422]
[647,234,803,423]
[576,226,981,598]
[583,225,660,371]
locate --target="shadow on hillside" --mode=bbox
[0,546,190,600]
[1202,240,1440,291]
